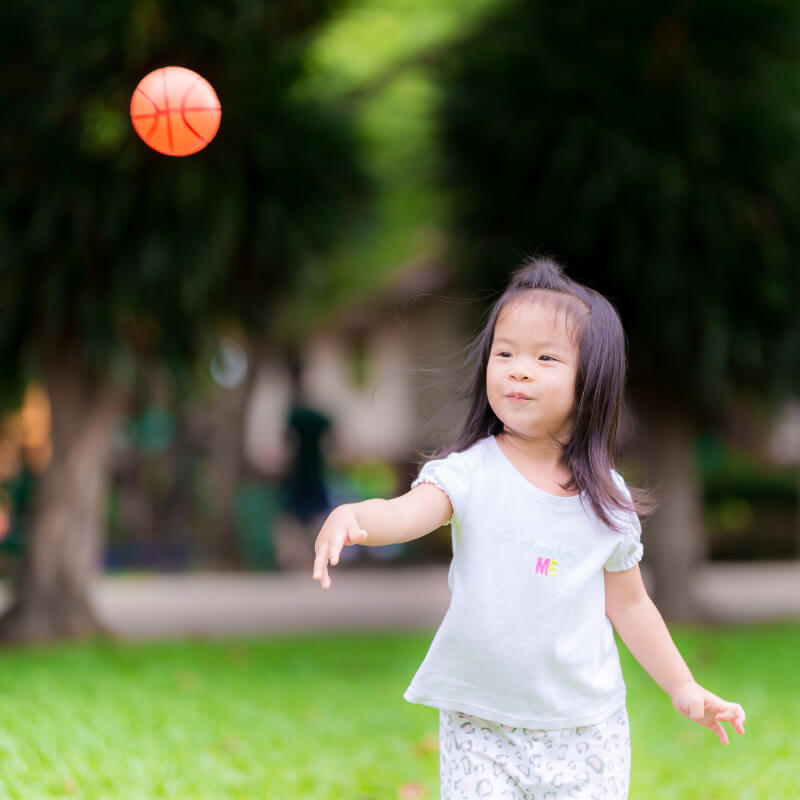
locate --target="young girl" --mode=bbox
[312,257,745,799]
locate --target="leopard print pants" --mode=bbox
[438,705,630,799]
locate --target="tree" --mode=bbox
[0,0,366,642]
[435,0,800,618]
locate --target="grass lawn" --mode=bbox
[0,624,796,799]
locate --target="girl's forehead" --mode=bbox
[494,297,578,344]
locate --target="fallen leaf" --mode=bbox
[413,734,438,757]
[398,782,425,799]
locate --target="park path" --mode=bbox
[86,561,800,637]
[1,562,797,639]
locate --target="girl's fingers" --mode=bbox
[346,527,368,545]
[715,706,746,735]
[720,710,746,735]
[313,543,334,588]
[709,720,729,746]
[313,527,368,586]
[334,528,367,563]
[313,542,329,580]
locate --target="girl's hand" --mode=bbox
[312,505,368,589]
[670,680,746,745]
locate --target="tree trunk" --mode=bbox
[636,406,707,622]
[0,351,125,644]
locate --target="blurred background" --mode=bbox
[1,0,799,639]
[2,2,800,798]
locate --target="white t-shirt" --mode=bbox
[403,434,643,729]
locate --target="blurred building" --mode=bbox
[2,259,797,570]
[244,258,471,477]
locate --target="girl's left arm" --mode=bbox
[604,565,746,745]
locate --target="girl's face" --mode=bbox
[486,298,580,446]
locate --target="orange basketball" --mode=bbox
[130,66,221,157]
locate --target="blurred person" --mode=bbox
[312,257,745,799]
[274,354,334,569]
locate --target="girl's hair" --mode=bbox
[422,255,654,532]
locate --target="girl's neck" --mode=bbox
[495,431,576,495]
[496,429,571,472]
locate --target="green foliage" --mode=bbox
[0,0,367,404]
[693,432,798,560]
[274,0,501,338]
[302,0,500,99]
[272,73,447,340]
[0,626,796,798]
[697,432,797,502]
[436,0,800,417]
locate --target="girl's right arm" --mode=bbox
[312,483,452,589]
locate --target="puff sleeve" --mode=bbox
[410,450,470,525]
[603,470,644,572]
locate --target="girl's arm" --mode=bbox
[312,483,452,589]
[605,565,746,745]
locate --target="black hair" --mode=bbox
[423,255,654,531]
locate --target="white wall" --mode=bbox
[244,296,468,470]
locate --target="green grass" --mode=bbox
[0,625,796,799]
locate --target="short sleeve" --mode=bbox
[410,451,470,525]
[603,470,644,572]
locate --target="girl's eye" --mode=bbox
[496,352,557,360]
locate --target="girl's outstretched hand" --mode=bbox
[670,681,746,745]
[312,505,368,589]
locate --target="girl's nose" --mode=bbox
[509,365,531,381]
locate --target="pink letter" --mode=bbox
[535,557,550,576]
